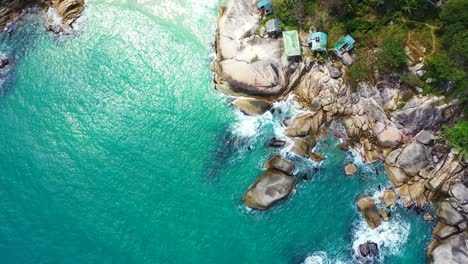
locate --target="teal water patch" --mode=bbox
[0,1,433,263]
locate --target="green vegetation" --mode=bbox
[346,59,373,91]
[376,37,407,74]
[443,121,468,156]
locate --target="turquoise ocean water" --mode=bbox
[0,1,433,263]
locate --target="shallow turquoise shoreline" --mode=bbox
[0,1,433,263]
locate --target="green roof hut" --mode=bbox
[307,32,328,52]
[333,35,355,57]
[266,18,281,39]
[283,30,301,61]
[257,0,273,15]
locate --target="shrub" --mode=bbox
[376,37,407,74]
[443,121,468,156]
[345,59,373,90]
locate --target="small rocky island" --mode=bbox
[212,0,467,263]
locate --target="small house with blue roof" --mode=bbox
[307,32,328,52]
[257,0,273,15]
[266,18,281,39]
[333,35,355,57]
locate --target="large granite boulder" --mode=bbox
[383,189,397,208]
[291,135,316,158]
[436,201,465,226]
[356,195,381,228]
[232,98,272,116]
[395,142,430,176]
[428,232,468,264]
[433,222,461,240]
[392,96,458,135]
[215,0,292,97]
[243,169,296,210]
[264,155,295,176]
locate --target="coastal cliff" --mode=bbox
[213,0,467,262]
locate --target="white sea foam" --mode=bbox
[303,251,348,264]
[351,215,410,262]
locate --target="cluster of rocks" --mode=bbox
[45,0,85,34]
[212,0,305,98]
[243,155,297,210]
[0,0,84,34]
[214,1,466,262]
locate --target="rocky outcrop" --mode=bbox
[0,0,84,34]
[391,96,459,135]
[264,155,295,176]
[428,231,468,264]
[243,169,297,210]
[344,163,357,176]
[213,0,303,97]
[356,195,381,228]
[0,0,50,31]
[45,0,85,34]
[358,241,379,259]
[232,98,271,116]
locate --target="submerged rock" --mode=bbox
[232,98,271,116]
[345,163,358,176]
[243,169,296,210]
[0,57,9,68]
[356,195,381,228]
[264,155,295,176]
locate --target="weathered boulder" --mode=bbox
[380,208,390,221]
[291,135,316,158]
[243,169,297,210]
[268,137,286,148]
[264,155,295,176]
[215,0,294,97]
[395,142,430,176]
[356,195,381,228]
[358,241,379,258]
[416,130,436,145]
[232,98,271,116]
[383,189,397,208]
[45,0,85,33]
[436,202,465,226]
[345,163,358,176]
[450,183,468,205]
[433,222,460,240]
[392,96,457,135]
[384,164,409,187]
[428,232,468,264]
[310,152,325,162]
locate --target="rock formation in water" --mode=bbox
[45,0,85,34]
[0,0,85,34]
[213,0,466,260]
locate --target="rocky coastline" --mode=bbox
[0,0,85,34]
[212,0,467,263]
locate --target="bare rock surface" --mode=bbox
[243,169,296,210]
